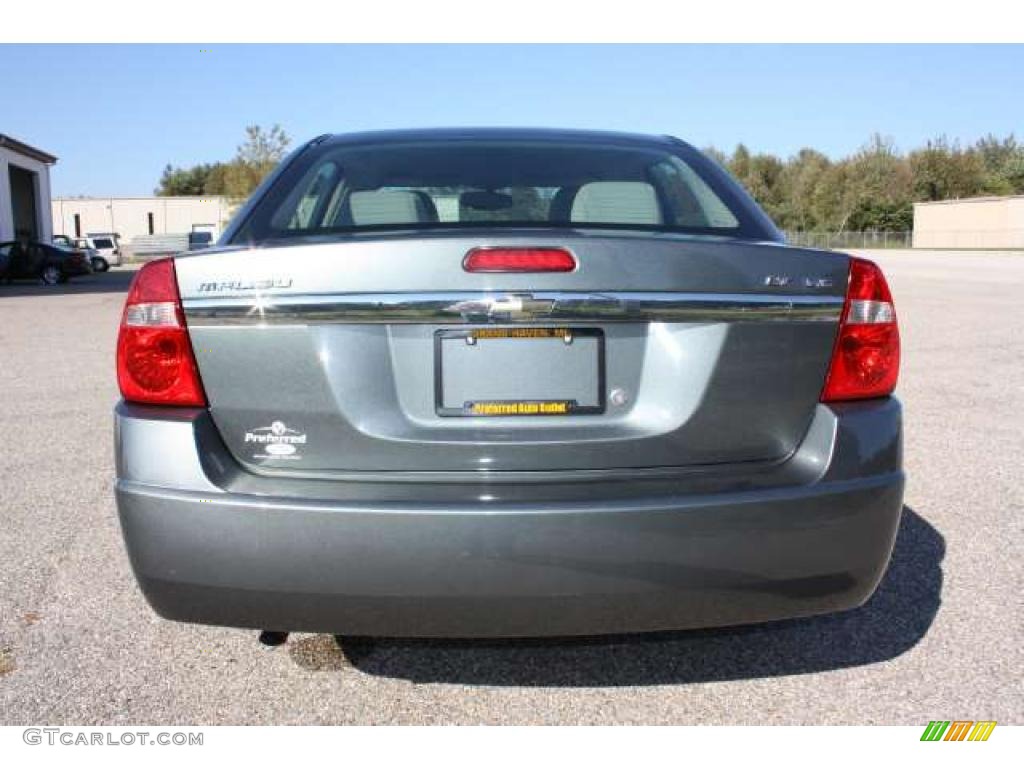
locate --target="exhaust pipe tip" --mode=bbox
[258,630,289,647]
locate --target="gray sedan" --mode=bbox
[113,128,903,642]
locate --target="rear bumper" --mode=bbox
[114,400,904,638]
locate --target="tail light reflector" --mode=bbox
[821,257,900,402]
[116,258,206,406]
[464,247,576,273]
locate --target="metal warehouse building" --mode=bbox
[52,196,234,244]
[914,195,1024,249]
[1,133,56,243]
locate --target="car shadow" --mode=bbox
[289,505,943,686]
[0,267,137,297]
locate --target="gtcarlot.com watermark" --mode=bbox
[23,728,203,747]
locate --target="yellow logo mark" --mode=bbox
[967,721,997,741]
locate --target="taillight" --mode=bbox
[116,258,206,406]
[464,247,576,273]
[821,257,900,402]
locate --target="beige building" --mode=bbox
[52,196,235,244]
[913,195,1024,249]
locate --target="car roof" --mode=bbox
[319,127,687,151]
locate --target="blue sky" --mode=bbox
[2,44,1021,196]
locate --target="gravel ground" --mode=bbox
[0,251,1021,725]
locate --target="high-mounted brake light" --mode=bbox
[464,247,576,273]
[821,257,900,402]
[116,258,206,406]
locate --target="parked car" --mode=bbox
[84,232,122,270]
[114,128,903,643]
[1,239,91,284]
[53,235,103,272]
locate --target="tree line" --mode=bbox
[157,127,1024,233]
[155,125,291,200]
[705,133,1024,233]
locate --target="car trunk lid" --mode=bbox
[176,232,847,473]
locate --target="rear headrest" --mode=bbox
[548,186,577,223]
[408,191,439,222]
[348,190,439,226]
[570,182,662,225]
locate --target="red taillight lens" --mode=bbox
[821,257,900,402]
[116,258,206,406]
[464,247,576,273]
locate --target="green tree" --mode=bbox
[155,163,220,196]
[974,134,1024,194]
[154,126,290,200]
[909,137,986,201]
[779,149,832,231]
[843,135,913,231]
[223,124,291,199]
[727,145,786,223]
[727,144,752,180]
[204,163,230,195]
[1001,152,1024,193]
[811,161,856,232]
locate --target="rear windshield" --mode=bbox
[92,238,114,249]
[232,139,779,243]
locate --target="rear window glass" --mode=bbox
[233,139,773,243]
[92,238,114,249]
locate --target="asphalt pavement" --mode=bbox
[0,251,1021,724]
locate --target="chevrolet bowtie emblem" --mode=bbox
[450,294,557,322]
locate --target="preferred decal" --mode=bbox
[244,420,307,460]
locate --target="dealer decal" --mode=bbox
[244,420,307,460]
[469,401,571,416]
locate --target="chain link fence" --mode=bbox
[786,229,1024,250]
[784,231,913,250]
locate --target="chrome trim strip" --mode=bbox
[183,292,844,325]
